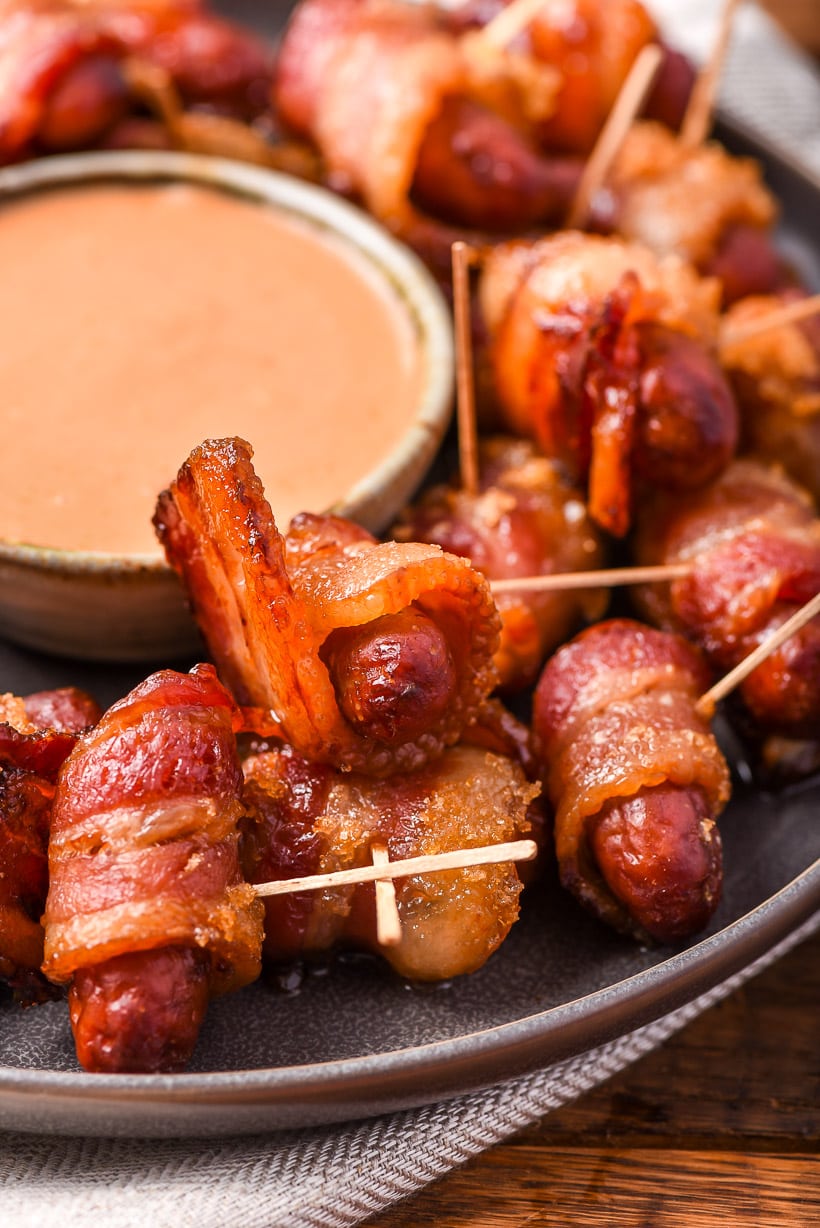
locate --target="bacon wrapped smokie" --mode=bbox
[0,0,274,163]
[273,0,582,244]
[0,686,100,1002]
[589,122,785,306]
[42,665,263,1073]
[479,232,738,536]
[447,0,694,154]
[154,437,500,777]
[240,741,538,982]
[721,290,820,502]
[0,0,126,159]
[532,619,729,943]
[633,460,820,742]
[393,436,607,691]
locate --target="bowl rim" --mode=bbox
[0,148,455,571]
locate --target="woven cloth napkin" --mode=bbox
[2,915,818,1228]
[3,5,820,1225]
[651,0,820,172]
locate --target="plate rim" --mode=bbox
[1,859,816,1134]
[1,110,819,1136]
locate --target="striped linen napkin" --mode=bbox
[2,915,817,1228]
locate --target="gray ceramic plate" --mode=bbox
[0,1,818,1139]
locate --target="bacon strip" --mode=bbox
[240,741,539,982]
[276,0,464,228]
[44,665,261,995]
[532,619,729,940]
[600,123,777,265]
[0,0,274,163]
[0,685,99,1001]
[154,437,500,777]
[0,2,120,159]
[98,0,273,117]
[42,666,261,1072]
[722,290,820,503]
[449,0,661,154]
[479,233,736,535]
[633,460,820,740]
[393,436,607,690]
[0,767,55,999]
[273,0,560,235]
[591,121,783,304]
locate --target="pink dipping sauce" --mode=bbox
[0,181,423,554]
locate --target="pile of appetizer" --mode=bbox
[0,0,818,1076]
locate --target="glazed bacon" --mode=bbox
[271,0,698,249]
[0,0,274,163]
[20,685,102,734]
[240,741,538,982]
[590,122,784,305]
[154,437,500,777]
[96,0,273,118]
[42,665,263,1072]
[0,686,100,1001]
[447,0,693,154]
[274,0,469,227]
[0,764,55,1000]
[721,290,820,502]
[532,619,730,943]
[633,460,820,741]
[273,0,579,239]
[0,0,126,160]
[479,232,738,536]
[0,690,94,780]
[393,436,607,690]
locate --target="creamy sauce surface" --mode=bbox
[0,182,423,554]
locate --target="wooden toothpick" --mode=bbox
[121,56,316,175]
[451,240,482,497]
[695,590,820,719]
[566,42,664,229]
[679,0,742,149]
[371,842,403,948]
[252,839,539,897]
[721,293,820,348]
[490,562,692,595]
[121,57,182,132]
[478,0,551,50]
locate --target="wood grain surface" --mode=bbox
[364,928,820,1227]
[759,1,820,57]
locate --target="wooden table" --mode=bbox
[364,928,820,1227]
[759,1,820,57]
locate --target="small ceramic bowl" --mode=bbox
[0,150,454,662]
